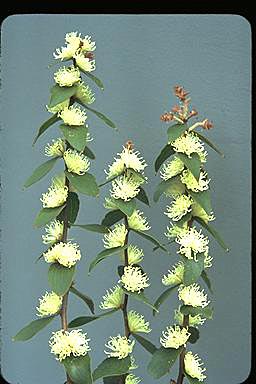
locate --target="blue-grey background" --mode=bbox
[0,14,251,384]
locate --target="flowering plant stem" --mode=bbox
[122,216,131,340]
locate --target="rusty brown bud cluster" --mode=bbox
[203,119,213,130]
[125,140,134,150]
[160,112,174,122]
[85,52,94,59]
[174,85,189,101]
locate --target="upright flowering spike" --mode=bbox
[49,329,91,361]
[162,261,184,286]
[58,105,87,126]
[160,325,190,349]
[54,65,81,87]
[45,138,66,157]
[54,32,96,61]
[104,335,135,359]
[43,241,81,268]
[176,227,209,260]
[103,224,128,248]
[165,194,193,221]
[42,220,64,244]
[184,351,207,381]
[36,291,63,317]
[128,310,151,334]
[127,210,151,231]
[40,182,68,208]
[63,149,90,175]
[120,266,150,293]
[99,285,124,310]
[178,284,209,308]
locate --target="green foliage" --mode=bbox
[196,131,225,158]
[65,192,80,224]
[70,286,95,314]
[82,104,116,129]
[194,216,229,252]
[135,187,150,206]
[187,327,200,344]
[130,229,167,252]
[153,176,183,203]
[93,356,131,381]
[63,354,92,384]
[24,158,59,188]
[132,334,157,354]
[147,346,182,379]
[83,146,96,159]
[81,71,104,90]
[153,285,179,316]
[183,254,205,285]
[60,124,88,152]
[13,316,55,341]
[33,114,60,145]
[176,152,201,180]
[34,205,66,228]
[154,144,175,173]
[49,84,77,108]
[180,305,213,319]
[122,288,158,312]
[68,309,118,328]
[89,246,127,272]
[48,263,75,295]
[101,210,125,227]
[201,270,213,294]
[65,171,99,197]
[184,372,202,384]
[108,197,136,217]
[188,190,212,215]
[167,123,188,142]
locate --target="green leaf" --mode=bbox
[68,309,118,328]
[136,187,150,206]
[167,123,188,142]
[147,347,182,379]
[83,104,116,129]
[112,198,136,217]
[93,356,131,381]
[12,317,54,341]
[60,124,88,152]
[196,131,225,158]
[98,175,120,188]
[34,205,66,228]
[117,265,124,278]
[131,229,167,252]
[48,263,75,295]
[153,176,182,203]
[194,216,229,252]
[89,246,126,272]
[176,152,201,180]
[176,212,192,228]
[122,288,158,312]
[63,354,92,384]
[24,158,59,188]
[153,285,179,316]
[70,286,95,314]
[154,144,175,173]
[65,171,99,197]
[103,376,123,384]
[188,190,212,215]
[132,334,157,354]
[101,210,125,227]
[73,224,109,234]
[49,84,77,108]
[188,327,200,344]
[183,254,205,286]
[82,71,104,90]
[185,372,202,384]
[83,146,95,159]
[65,192,80,224]
[33,114,60,145]
[201,270,213,294]
[180,305,213,319]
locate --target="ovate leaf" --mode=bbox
[131,229,167,252]
[153,285,179,316]
[176,152,201,180]
[68,309,117,328]
[12,317,54,341]
[188,327,200,344]
[24,158,59,188]
[154,144,175,173]
[73,224,109,234]
[83,146,95,159]
[60,124,88,152]
[83,105,116,129]
[33,114,60,145]
[135,187,150,206]
[147,347,182,379]
[194,216,229,252]
[34,205,66,228]
[180,305,213,319]
[70,286,95,314]
[122,288,158,312]
[48,263,75,296]
[201,270,213,294]
[49,84,77,107]
[66,192,80,224]
[112,198,136,217]
[153,176,183,203]
[93,356,131,381]
[132,334,157,354]
[167,123,188,142]
[188,190,212,215]
[196,132,225,158]
[82,71,104,90]
[63,354,92,384]
[65,172,99,197]
[185,372,203,384]
[101,210,125,227]
[89,246,126,272]
[183,254,205,285]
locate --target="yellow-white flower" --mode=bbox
[103,224,128,248]
[80,35,96,52]
[74,52,96,72]
[165,223,188,239]
[126,244,144,265]
[160,156,184,181]
[36,291,62,317]
[165,195,193,221]
[191,202,215,223]
[40,182,68,208]
[104,335,135,359]
[58,105,87,126]
[129,355,138,370]
[171,132,207,162]
[174,307,206,326]
[128,210,150,231]
[105,146,147,179]
[178,284,209,308]
[162,262,184,286]
[110,175,140,201]
[176,227,209,260]
[54,32,81,61]
[160,325,190,349]
[204,249,213,268]
[45,138,65,157]
[75,82,95,105]
[184,351,206,382]
[64,149,90,175]
[100,285,124,310]
[120,266,149,293]
[46,99,70,114]
[42,220,64,244]
[125,374,141,384]
[54,66,81,87]
[43,241,81,268]
[128,310,151,333]
[180,170,210,192]
[49,329,90,362]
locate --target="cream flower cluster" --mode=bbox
[160,325,190,349]
[75,81,95,105]
[47,99,70,114]
[126,244,144,265]
[176,227,209,260]
[165,223,188,239]
[45,138,65,157]
[128,310,151,334]
[49,329,90,362]
[178,284,209,308]
[110,175,141,201]
[58,105,87,126]
[54,32,96,61]
[174,307,206,326]
[54,65,81,87]
[165,194,193,221]
[104,335,135,359]
[160,156,184,181]
[36,291,62,317]
[43,241,81,268]
[180,170,210,192]
[184,351,206,381]
[105,146,147,179]
[74,52,96,73]
[171,132,207,162]
[120,266,149,293]
[63,149,90,175]
[103,224,128,248]
[125,374,141,384]
[100,285,124,310]
[40,182,68,208]
[42,220,64,244]
[162,261,184,286]
[127,210,151,231]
